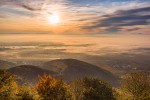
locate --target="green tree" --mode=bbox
[121,72,150,100]
[0,70,18,100]
[72,77,115,100]
[35,74,72,100]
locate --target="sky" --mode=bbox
[0,0,150,68]
[0,0,150,34]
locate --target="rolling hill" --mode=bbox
[8,65,56,85]
[43,59,119,86]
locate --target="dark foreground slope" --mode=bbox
[43,59,119,86]
[8,65,56,85]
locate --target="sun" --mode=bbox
[48,13,60,24]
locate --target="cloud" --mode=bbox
[20,4,42,11]
[82,6,150,32]
[0,47,11,51]
[0,15,7,18]
[0,0,44,11]
[116,6,150,15]
[0,7,35,17]
[126,28,141,31]
[0,41,95,60]
[131,47,150,54]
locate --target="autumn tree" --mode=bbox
[121,72,150,100]
[17,86,38,100]
[0,70,18,100]
[35,74,72,100]
[72,77,115,100]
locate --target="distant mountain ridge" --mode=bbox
[1,59,119,86]
[43,59,119,86]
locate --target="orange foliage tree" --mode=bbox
[35,74,72,100]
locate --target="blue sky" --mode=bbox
[69,0,150,5]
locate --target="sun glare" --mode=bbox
[48,13,60,24]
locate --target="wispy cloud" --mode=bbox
[82,6,150,33]
[20,4,42,11]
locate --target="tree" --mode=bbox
[17,86,37,100]
[72,77,115,100]
[35,74,72,100]
[0,70,18,100]
[121,72,150,100]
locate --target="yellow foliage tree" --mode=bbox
[121,72,150,100]
[0,70,18,100]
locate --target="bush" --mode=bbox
[72,77,115,100]
[35,74,73,100]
